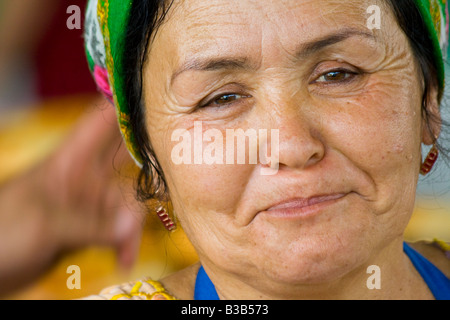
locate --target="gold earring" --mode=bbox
[420,144,439,175]
[155,203,177,232]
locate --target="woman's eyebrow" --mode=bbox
[171,57,253,84]
[296,28,376,59]
[170,28,376,83]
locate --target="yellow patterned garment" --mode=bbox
[434,238,450,259]
[83,279,177,300]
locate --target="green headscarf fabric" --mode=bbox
[84,0,449,167]
[85,0,139,164]
[416,0,449,89]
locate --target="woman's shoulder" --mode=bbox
[408,239,450,278]
[82,279,178,300]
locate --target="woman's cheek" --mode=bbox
[320,82,421,210]
[339,73,420,156]
[160,130,254,214]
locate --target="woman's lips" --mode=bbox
[262,193,348,219]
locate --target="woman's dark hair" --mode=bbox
[123,0,175,202]
[122,0,448,202]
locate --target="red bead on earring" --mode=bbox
[420,145,439,175]
[156,206,177,232]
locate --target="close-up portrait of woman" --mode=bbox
[80,0,450,300]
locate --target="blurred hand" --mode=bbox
[0,98,145,295]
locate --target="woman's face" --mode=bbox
[142,0,434,289]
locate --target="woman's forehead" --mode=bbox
[168,0,384,35]
[150,0,393,74]
[174,0,372,20]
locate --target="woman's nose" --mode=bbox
[260,97,326,173]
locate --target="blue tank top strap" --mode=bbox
[404,242,450,300]
[194,266,220,300]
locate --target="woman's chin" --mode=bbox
[250,231,373,286]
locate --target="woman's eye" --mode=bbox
[315,70,356,83]
[214,94,244,105]
[204,93,250,108]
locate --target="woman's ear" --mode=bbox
[422,83,442,145]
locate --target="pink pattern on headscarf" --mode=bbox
[94,66,113,103]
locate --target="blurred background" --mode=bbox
[0,0,448,300]
[0,0,198,299]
